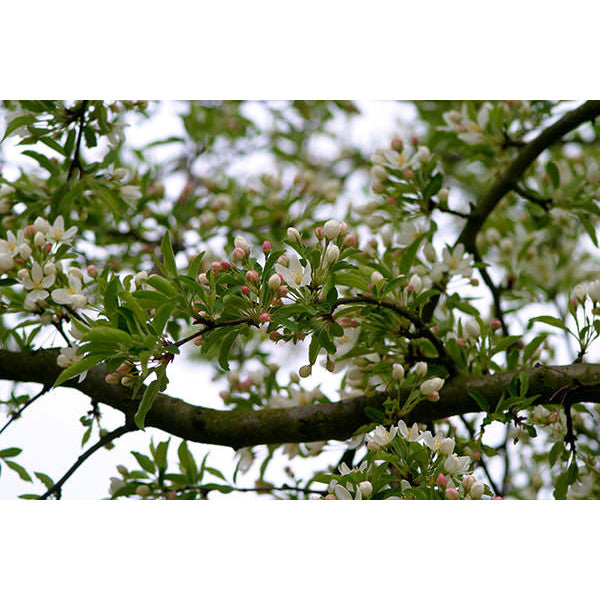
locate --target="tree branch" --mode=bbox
[39,423,135,499]
[2,348,600,451]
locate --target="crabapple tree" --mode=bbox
[1,99,600,500]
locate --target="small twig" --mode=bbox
[334,295,458,376]
[39,422,135,499]
[564,400,577,454]
[67,100,89,179]
[0,384,51,437]
[171,316,254,349]
[514,185,553,210]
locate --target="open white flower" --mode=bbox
[441,243,473,278]
[46,216,77,245]
[366,424,397,451]
[444,453,471,475]
[51,274,87,308]
[1,230,30,259]
[420,431,455,455]
[397,419,421,442]
[23,262,55,309]
[275,254,312,289]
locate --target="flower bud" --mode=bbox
[370,271,384,286]
[259,312,271,323]
[358,481,373,499]
[299,364,312,378]
[234,236,250,254]
[415,362,428,378]
[416,146,431,163]
[324,243,340,266]
[105,373,121,385]
[391,137,404,152]
[245,270,259,284]
[437,473,448,488]
[408,274,423,294]
[420,377,445,396]
[87,265,98,277]
[136,484,151,497]
[470,480,484,499]
[464,318,481,339]
[287,227,301,244]
[232,247,245,262]
[371,165,388,181]
[589,280,600,303]
[445,487,460,500]
[392,364,405,381]
[289,371,300,384]
[33,217,50,233]
[462,475,476,492]
[268,273,282,291]
[323,219,341,240]
[33,231,46,246]
[262,240,272,253]
[438,188,449,203]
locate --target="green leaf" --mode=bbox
[398,234,425,276]
[4,460,32,482]
[134,379,160,430]
[218,329,240,371]
[0,447,22,458]
[2,114,36,140]
[34,471,55,490]
[578,213,599,247]
[160,232,177,278]
[177,440,198,482]
[131,451,156,474]
[364,406,385,423]
[0,277,19,287]
[54,354,99,387]
[85,326,134,347]
[545,161,560,189]
[468,390,489,412]
[529,315,570,332]
[523,333,548,363]
[22,150,60,176]
[548,441,564,467]
[147,275,177,297]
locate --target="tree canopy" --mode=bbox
[2,99,600,500]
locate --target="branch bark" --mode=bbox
[2,348,600,450]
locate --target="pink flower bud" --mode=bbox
[211,261,222,273]
[105,373,121,385]
[339,221,349,237]
[491,319,502,329]
[241,285,251,295]
[87,265,98,277]
[343,234,357,248]
[462,475,476,492]
[456,337,466,347]
[315,226,324,240]
[245,270,259,283]
[43,243,53,252]
[262,240,272,253]
[24,225,36,236]
[198,272,210,285]
[437,473,448,488]
[277,286,289,297]
[116,362,132,375]
[385,197,396,204]
[493,496,503,500]
[220,261,230,270]
[445,487,460,500]
[259,312,271,323]
[232,247,245,262]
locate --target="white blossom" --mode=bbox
[46,216,77,245]
[275,254,312,289]
[51,274,87,308]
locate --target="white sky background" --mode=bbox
[3,3,600,597]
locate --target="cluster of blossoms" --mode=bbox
[369,137,433,195]
[0,216,93,312]
[325,419,492,500]
[439,103,494,145]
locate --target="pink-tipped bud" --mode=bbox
[491,319,502,330]
[456,338,466,347]
[445,487,460,500]
[402,168,415,180]
[391,137,404,152]
[277,286,289,297]
[385,197,396,204]
[211,261,221,274]
[232,247,245,262]
[268,273,281,291]
[493,495,503,500]
[241,285,251,295]
[220,261,230,270]
[24,225,36,236]
[198,273,209,285]
[246,270,259,284]
[259,312,271,323]
[105,373,121,385]
[269,331,281,342]
[87,265,98,277]
[462,475,476,492]
[437,473,448,488]
[339,221,349,237]
[193,336,203,346]
[343,234,358,248]
[411,136,419,146]
[116,362,132,375]
[262,240,272,253]
[43,243,53,252]
[315,226,324,240]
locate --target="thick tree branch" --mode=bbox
[423,101,600,324]
[2,348,600,450]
